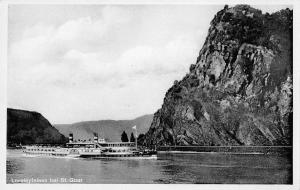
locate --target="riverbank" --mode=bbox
[157,146,292,155]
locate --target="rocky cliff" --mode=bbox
[7,108,67,145]
[144,5,292,146]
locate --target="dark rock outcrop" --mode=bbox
[144,5,292,146]
[7,108,67,145]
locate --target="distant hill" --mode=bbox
[7,108,67,145]
[54,114,153,142]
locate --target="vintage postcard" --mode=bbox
[1,0,299,189]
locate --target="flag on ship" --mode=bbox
[132,125,137,138]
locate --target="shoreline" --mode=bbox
[158,151,265,155]
[157,146,292,155]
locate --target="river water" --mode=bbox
[6,149,292,184]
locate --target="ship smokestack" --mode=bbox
[93,133,98,143]
[69,133,73,143]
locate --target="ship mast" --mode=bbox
[132,126,137,150]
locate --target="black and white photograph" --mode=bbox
[1,0,298,187]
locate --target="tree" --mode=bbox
[137,133,145,146]
[130,132,135,142]
[121,131,129,142]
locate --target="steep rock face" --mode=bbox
[7,108,67,145]
[144,5,292,146]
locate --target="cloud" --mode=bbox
[118,36,197,76]
[7,5,220,123]
[9,8,200,89]
[10,6,134,60]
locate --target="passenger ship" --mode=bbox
[22,133,157,159]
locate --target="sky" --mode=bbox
[7,4,292,124]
